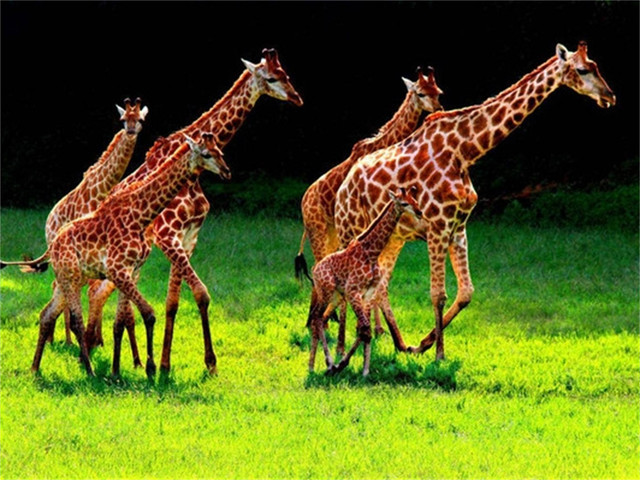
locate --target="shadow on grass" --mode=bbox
[32,357,223,404]
[295,329,461,391]
[304,350,462,391]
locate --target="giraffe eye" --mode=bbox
[266,77,278,84]
[417,93,426,98]
[576,68,590,76]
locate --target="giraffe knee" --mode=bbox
[194,288,210,310]
[431,290,447,309]
[458,286,474,309]
[142,311,156,328]
[67,311,84,335]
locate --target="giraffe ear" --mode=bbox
[116,104,126,119]
[184,135,199,152]
[402,77,415,92]
[241,58,258,75]
[139,105,149,121]
[388,189,400,201]
[556,44,569,63]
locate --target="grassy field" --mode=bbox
[0,208,638,479]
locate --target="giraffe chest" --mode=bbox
[154,182,210,237]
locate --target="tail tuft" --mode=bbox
[295,253,313,285]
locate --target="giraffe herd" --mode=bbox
[1,43,616,378]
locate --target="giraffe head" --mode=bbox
[184,134,231,180]
[556,41,616,109]
[402,66,444,113]
[116,97,149,134]
[389,187,423,219]
[241,48,304,107]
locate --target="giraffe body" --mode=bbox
[31,136,230,377]
[297,67,443,355]
[85,49,303,375]
[307,188,422,377]
[334,42,615,361]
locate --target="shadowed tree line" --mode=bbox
[1,1,637,210]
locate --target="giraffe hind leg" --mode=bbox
[31,287,66,373]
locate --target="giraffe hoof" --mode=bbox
[325,364,339,376]
[374,326,386,337]
[145,360,157,378]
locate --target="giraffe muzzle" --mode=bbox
[598,91,616,109]
[218,165,232,180]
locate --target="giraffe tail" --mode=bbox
[0,249,50,273]
[295,230,313,285]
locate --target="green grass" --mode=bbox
[1,208,638,479]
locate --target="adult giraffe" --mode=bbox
[86,49,303,375]
[334,42,615,361]
[1,98,147,358]
[28,135,229,377]
[296,66,443,354]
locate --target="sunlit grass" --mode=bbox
[1,208,638,479]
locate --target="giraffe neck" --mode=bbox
[350,91,423,161]
[141,70,257,174]
[93,130,138,192]
[356,200,402,258]
[414,55,563,169]
[124,143,198,226]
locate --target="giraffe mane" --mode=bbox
[423,56,558,123]
[85,130,126,178]
[350,91,414,159]
[186,70,253,134]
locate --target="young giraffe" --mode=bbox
[1,98,147,355]
[29,135,230,377]
[85,49,303,375]
[334,42,615,361]
[297,67,443,355]
[307,188,423,377]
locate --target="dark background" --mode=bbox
[2,1,638,209]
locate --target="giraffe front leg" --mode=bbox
[160,263,184,375]
[410,229,473,356]
[408,240,447,360]
[328,292,372,376]
[112,292,142,376]
[86,279,116,351]
[335,300,347,358]
[158,228,217,375]
[111,273,156,378]
[375,238,408,352]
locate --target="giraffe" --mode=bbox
[85,48,303,375]
[1,98,148,356]
[307,188,423,377]
[296,66,443,355]
[334,42,615,362]
[29,134,230,377]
